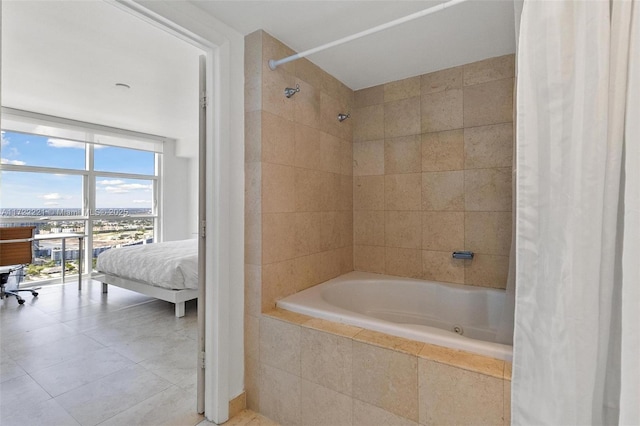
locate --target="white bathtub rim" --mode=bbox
[277,271,513,361]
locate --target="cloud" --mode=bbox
[1,131,8,148]
[41,193,63,200]
[1,158,26,165]
[119,183,152,191]
[47,138,85,149]
[98,179,125,185]
[104,186,129,194]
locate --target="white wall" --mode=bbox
[133,0,245,419]
[161,139,193,241]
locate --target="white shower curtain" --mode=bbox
[513,0,639,424]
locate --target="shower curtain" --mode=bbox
[512,0,639,424]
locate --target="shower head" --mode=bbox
[284,84,300,98]
[337,113,350,122]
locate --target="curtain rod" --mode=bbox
[268,0,471,70]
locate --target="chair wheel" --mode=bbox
[18,299,25,305]
[32,292,38,297]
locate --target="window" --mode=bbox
[1,111,164,285]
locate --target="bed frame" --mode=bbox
[92,272,198,317]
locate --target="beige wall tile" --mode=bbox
[261,111,294,166]
[354,211,385,246]
[245,110,262,163]
[354,245,386,274]
[353,140,384,176]
[262,31,296,75]
[422,211,464,252]
[385,135,422,174]
[262,163,295,213]
[259,363,300,426]
[294,57,324,90]
[245,356,260,411]
[422,171,464,211]
[245,314,260,361]
[320,212,341,251]
[354,176,385,211]
[244,264,261,317]
[261,259,297,312]
[294,78,321,129]
[339,245,354,275]
[464,254,509,288]
[339,139,353,176]
[244,31,263,113]
[465,212,512,256]
[385,211,422,249]
[385,174,422,211]
[321,92,351,141]
[352,342,419,421]
[295,252,322,292]
[353,105,384,142]
[259,316,301,376]
[463,54,516,86]
[300,327,353,395]
[262,212,296,264]
[421,130,464,172]
[385,96,421,138]
[339,174,354,211]
[421,66,463,95]
[294,123,321,170]
[422,250,465,284]
[317,249,341,284]
[300,380,353,426]
[464,78,514,127]
[464,168,512,212]
[355,85,384,108]
[385,76,421,102]
[295,212,322,257]
[464,123,513,169]
[353,399,418,426]
[418,359,504,426]
[319,131,343,175]
[421,89,463,133]
[385,247,423,279]
[245,163,261,265]
[262,65,295,119]
[295,168,323,212]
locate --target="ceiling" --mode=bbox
[1,0,516,154]
[193,0,516,90]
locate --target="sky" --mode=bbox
[1,130,155,210]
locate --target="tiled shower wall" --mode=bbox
[244,30,354,410]
[352,55,515,288]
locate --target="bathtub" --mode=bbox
[277,271,513,361]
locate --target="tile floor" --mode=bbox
[0,279,204,426]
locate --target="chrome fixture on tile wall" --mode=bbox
[284,84,300,98]
[337,113,350,122]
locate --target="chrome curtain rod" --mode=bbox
[269,0,471,70]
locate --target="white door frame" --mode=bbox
[108,1,239,423]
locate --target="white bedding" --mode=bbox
[96,239,198,290]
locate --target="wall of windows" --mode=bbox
[0,112,173,284]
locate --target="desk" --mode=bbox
[35,233,86,290]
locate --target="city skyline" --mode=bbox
[1,130,156,209]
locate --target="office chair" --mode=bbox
[0,226,39,305]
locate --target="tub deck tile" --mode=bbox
[301,317,362,338]
[263,308,312,325]
[353,329,425,356]
[418,343,504,379]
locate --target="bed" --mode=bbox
[92,239,198,317]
